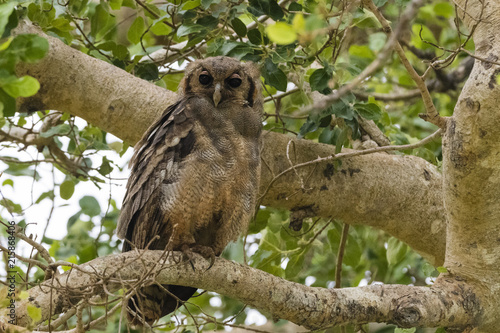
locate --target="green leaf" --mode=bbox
[333,99,356,121]
[354,102,382,120]
[267,211,283,233]
[40,124,71,138]
[177,24,207,37]
[218,41,252,60]
[0,198,22,214]
[285,251,305,278]
[395,328,416,333]
[328,227,341,253]
[436,266,448,273]
[318,126,336,144]
[0,88,16,117]
[262,58,287,91]
[150,20,171,36]
[422,262,437,277]
[2,75,40,98]
[343,234,362,267]
[127,16,145,44]
[3,9,17,39]
[368,32,387,52]
[51,18,73,32]
[197,16,218,30]
[201,0,215,9]
[309,68,332,92]
[335,126,348,154]
[292,13,305,32]
[259,228,280,251]
[411,24,438,49]
[349,44,375,59]
[433,2,454,18]
[248,0,270,17]
[269,0,284,20]
[67,212,81,231]
[78,243,98,263]
[134,62,159,81]
[266,22,296,45]
[109,0,123,10]
[247,29,263,45]
[35,190,54,204]
[27,304,42,323]
[90,4,110,38]
[9,34,49,63]
[231,18,247,37]
[182,0,201,10]
[386,237,408,265]
[108,141,123,153]
[98,156,113,176]
[2,179,13,187]
[79,195,101,217]
[27,2,55,28]
[352,9,380,29]
[0,2,16,37]
[60,180,75,200]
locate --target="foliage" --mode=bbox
[0,0,472,332]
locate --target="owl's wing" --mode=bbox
[116,99,195,245]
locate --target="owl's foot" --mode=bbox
[180,244,216,271]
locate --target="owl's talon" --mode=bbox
[190,245,216,271]
[180,244,215,271]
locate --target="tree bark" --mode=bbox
[1,251,479,330]
[13,21,446,265]
[441,1,500,331]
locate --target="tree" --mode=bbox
[0,0,498,332]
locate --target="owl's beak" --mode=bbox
[213,83,222,107]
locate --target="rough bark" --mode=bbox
[441,1,500,331]
[2,251,479,330]
[13,21,446,265]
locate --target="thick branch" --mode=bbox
[13,21,446,265]
[442,1,500,331]
[14,22,176,145]
[4,251,479,330]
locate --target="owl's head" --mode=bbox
[181,56,262,109]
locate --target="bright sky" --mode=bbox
[0,117,132,248]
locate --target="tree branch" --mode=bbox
[3,250,479,330]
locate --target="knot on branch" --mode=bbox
[391,303,423,328]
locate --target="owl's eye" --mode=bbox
[227,74,242,88]
[199,72,213,85]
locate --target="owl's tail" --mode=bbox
[127,284,197,326]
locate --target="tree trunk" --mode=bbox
[441,1,500,331]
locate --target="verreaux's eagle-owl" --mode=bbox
[116,56,263,325]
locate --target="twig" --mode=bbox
[38,308,77,331]
[263,87,300,103]
[0,244,48,270]
[364,0,447,129]
[13,226,53,264]
[335,224,350,288]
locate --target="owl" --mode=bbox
[116,56,263,325]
